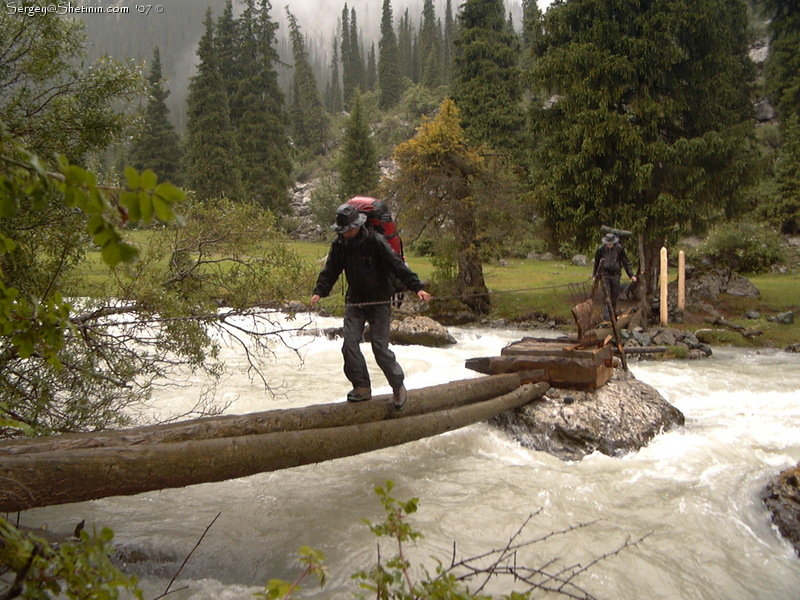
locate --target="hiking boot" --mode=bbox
[346,386,372,402]
[392,385,407,411]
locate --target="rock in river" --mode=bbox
[488,369,685,461]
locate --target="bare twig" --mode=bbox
[152,512,221,600]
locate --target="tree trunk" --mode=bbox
[453,202,490,313]
[0,377,547,513]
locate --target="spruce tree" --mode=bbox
[772,115,800,234]
[378,0,404,110]
[443,0,455,84]
[216,0,242,128]
[419,0,444,88]
[528,0,758,293]
[184,8,242,201]
[326,37,344,113]
[367,43,377,91]
[286,8,330,157]
[234,0,292,212]
[451,0,524,158]
[337,91,379,199]
[349,7,366,100]
[398,10,416,83]
[341,5,355,106]
[130,47,183,184]
[764,0,800,121]
[764,0,800,234]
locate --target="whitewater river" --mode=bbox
[17,313,800,599]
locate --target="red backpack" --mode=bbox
[346,196,404,260]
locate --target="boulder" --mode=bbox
[671,266,760,301]
[389,316,457,347]
[488,370,685,461]
[762,464,800,557]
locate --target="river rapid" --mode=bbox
[17,313,800,600]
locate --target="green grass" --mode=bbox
[67,233,800,347]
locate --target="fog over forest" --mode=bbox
[79,0,551,131]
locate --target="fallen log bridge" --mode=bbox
[0,374,548,513]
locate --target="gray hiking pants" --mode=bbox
[342,303,404,391]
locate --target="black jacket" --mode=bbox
[593,243,634,278]
[313,227,423,303]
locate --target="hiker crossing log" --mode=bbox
[0,376,547,513]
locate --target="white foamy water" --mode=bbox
[18,314,800,599]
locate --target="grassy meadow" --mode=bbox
[71,232,800,348]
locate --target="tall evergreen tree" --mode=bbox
[337,91,379,199]
[366,42,378,91]
[130,47,183,184]
[341,5,356,106]
[349,7,366,100]
[286,8,330,156]
[520,0,543,52]
[216,0,241,127]
[184,9,242,201]
[764,0,800,121]
[325,37,344,113]
[528,0,758,293]
[419,0,444,88]
[398,10,416,83]
[234,0,293,212]
[763,0,800,234]
[451,0,524,157]
[378,0,404,110]
[443,0,455,84]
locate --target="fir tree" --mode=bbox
[763,0,800,234]
[443,0,455,84]
[234,0,292,212]
[341,5,356,106]
[528,0,758,293]
[349,7,366,101]
[326,37,344,113]
[378,0,403,110]
[286,8,330,157]
[184,8,242,201]
[520,0,543,52]
[451,0,524,157]
[367,42,377,91]
[130,47,183,184]
[772,114,800,234]
[216,0,241,127]
[419,0,444,88]
[337,91,379,199]
[398,10,416,83]
[764,0,800,121]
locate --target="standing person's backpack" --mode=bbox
[346,196,407,297]
[346,196,404,260]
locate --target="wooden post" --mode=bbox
[678,250,686,311]
[660,247,668,326]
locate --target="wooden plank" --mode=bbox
[465,355,613,391]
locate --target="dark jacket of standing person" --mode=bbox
[593,235,635,280]
[593,232,637,316]
[313,226,423,303]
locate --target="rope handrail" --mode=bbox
[318,276,595,310]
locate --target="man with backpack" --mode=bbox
[593,232,637,319]
[310,202,431,410]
